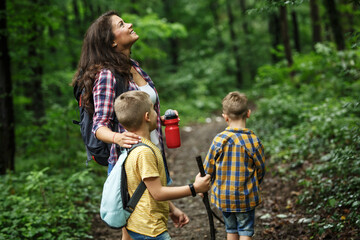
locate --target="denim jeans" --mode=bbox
[127,230,171,240]
[107,162,114,175]
[222,209,255,236]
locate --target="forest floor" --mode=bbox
[90,118,322,240]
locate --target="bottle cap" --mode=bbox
[165,109,177,120]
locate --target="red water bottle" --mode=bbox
[163,109,181,148]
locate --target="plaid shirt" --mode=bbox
[92,59,171,183]
[203,127,265,212]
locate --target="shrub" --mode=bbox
[0,168,102,240]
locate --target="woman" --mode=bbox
[72,11,183,239]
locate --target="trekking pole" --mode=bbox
[196,156,216,240]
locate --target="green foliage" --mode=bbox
[248,45,360,237]
[15,101,81,169]
[157,52,236,124]
[124,13,188,61]
[0,167,103,239]
[297,141,360,234]
[15,69,80,171]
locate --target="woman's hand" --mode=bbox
[161,109,179,124]
[113,131,141,148]
[95,126,141,148]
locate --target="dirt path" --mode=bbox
[91,119,312,239]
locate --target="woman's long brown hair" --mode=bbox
[72,10,131,116]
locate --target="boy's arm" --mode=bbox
[254,142,266,184]
[143,173,211,201]
[169,201,189,228]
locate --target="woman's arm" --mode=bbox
[95,126,140,148]
[92,70,140,148]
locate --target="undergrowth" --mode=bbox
[248,43,360,238]
[0,166,103,240]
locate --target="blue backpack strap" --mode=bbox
[124,143,156,213]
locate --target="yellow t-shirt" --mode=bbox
[125,137,169,237]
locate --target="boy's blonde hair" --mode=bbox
[222,91,249,120]
[114,91,152,131]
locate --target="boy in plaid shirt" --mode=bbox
[203,91,265,240]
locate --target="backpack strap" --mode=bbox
[114,72,127,98]
[110,73,126,155]
[112,73,126,128]
[124,143,156,213]
[125,182,146,213]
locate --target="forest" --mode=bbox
[0,0,359,239]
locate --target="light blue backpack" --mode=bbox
[100,143,155,228]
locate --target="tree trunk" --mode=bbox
[310,0,322,45]
[209,0,225,49]
[340,0,355,35]
[23,5,45,124]
[130,0,139,15]
[163,0,179,71]
[239,0,249,35]
[279,5,293,66]
[24,45,45,123]
[0,0,15,174]
[291,11,301,52]
[323,0,345,50]
[72,0,80,25]
[82,0,97,22]
[69,0,83,68]
[239,0,256,80]
[225,0,243,88]
[268,13,281,63]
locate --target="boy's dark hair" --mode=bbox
[114,91,152,131]
[222,91,249,120]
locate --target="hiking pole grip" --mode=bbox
[196,156,206,177]
[195,155,215,240]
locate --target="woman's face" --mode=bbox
[111,15,139,54]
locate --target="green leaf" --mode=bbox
[328,198,337,208]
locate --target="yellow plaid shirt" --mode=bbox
[203,127,265,212]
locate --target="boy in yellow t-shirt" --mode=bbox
[114,91,211,240]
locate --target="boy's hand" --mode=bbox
[193,173,211,193]
[169,206,189,228]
